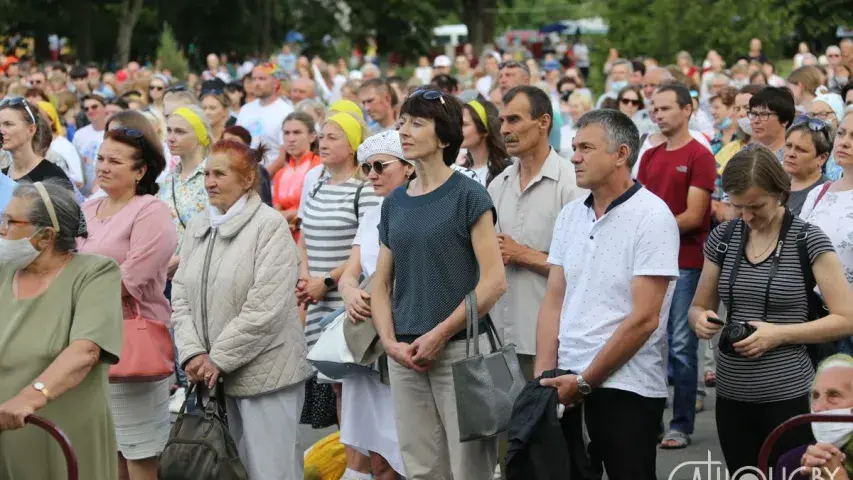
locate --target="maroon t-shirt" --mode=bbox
[638,139,716,269]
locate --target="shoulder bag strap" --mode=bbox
[310,175,328,199]
[760,211,795,320]
[813,181,832,209]
[465,292,479,358]
[726,220,746,323]
[354,181,365,221]
[171,176,187,230]
[716,219,740,266]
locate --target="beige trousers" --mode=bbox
[389,338,498,480]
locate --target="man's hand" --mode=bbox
[802,443,848,479]
[539,374,583,408]
[497,233,525,265]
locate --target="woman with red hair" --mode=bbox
[172,139,313,479]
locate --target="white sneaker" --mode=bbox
[169,387,186,413]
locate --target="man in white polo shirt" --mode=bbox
[537,109,680,480]
[236,62,293,166]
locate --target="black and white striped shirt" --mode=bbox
[300,176,378,347]
[704,217,835,403]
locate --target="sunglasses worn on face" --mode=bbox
[620,98,642,107]
[150,85,165,91]
[84,104,102,112]
[361,159,400,176]
[0,97,36,124]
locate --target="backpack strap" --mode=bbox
[797,222,816,293]
[716,219,741,267]
[353,181,365,221]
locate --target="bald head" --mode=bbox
[643,67,673,100]
[290,78,316,104]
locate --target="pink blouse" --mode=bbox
[77,195,178,324]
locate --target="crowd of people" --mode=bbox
[1,34,853,480]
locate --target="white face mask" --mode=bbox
[812,408,853,447]
[737,117,753,136]
[0,230,42,270]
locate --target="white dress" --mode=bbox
[339,201,406,475]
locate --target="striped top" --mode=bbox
[704,217,835,403]
[300,174,378,346]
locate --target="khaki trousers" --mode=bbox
[389,337,498,480]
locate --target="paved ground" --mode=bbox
[292,386,727,480]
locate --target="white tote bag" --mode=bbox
[307,310,374,380]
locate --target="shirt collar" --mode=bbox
[540,148,561,181]
[583,180,643,214]
[175,159,206,179]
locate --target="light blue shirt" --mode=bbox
[0,172,16,213]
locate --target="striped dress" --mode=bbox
[301,175,378,347]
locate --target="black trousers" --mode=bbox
[580,388,666,480]
[716,395,813,474]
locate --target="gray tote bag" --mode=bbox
[451,292,526,442]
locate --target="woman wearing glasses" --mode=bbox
[0,98,72,187]
[460,98,510,186]
[371,90,506,479]
[0,180,123,480]
[77,127,177,480]
[617,85,654,136]
[336,130,410,479]
[783,118,831,216]
[807,92,846,181]
[147,74,168,111]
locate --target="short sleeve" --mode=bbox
[70,256,124,364]
[703,221,732,267]
[378,195,393,248]
[690,148,718,192]
[464,181,495,228]
[799,187,822,220]
[804,223,836,264]
[633,210,680,278]
[546,205,571,265]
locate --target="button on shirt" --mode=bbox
[487,148,587,355]
[547,183,680,398]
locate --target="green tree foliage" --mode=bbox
[156,23,188,80]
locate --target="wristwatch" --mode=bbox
[576,375,593,396]
[323,274,336,288]
[32,382,50,401]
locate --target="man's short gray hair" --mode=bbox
[611,58,633,73]
[573,109,640,168]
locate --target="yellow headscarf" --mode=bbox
[172,107,211,147]
[467,100,488,128]
[37,101,63,137]
[326,113,364,152]
[329,99,364,118]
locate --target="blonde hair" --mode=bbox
[568,91,593,111]
[141,107,168,143]
[787,66,823,96]
[170,104,212,155]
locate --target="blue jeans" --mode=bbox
[667,268,701,435]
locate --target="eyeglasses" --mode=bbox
[808,110,837,121]
[83,103,102,112]
[150,85,165,91]
[409,89,446,106]
[828,54,841,58]
[0,215,31,230]
[0,97,36,124]
[620,98,642,107]
[747,110,778,121]
[361,159,400,176]
[792,116,831,141]
[201,88,224,96]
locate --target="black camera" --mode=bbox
[719,321,757,357]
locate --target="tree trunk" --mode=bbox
[74,1,93,62]
[115,0,144,66]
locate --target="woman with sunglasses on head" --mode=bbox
[371,89,506,479]
[77,127,177,480]
[269,112,321,242]
[147,74,168,110]
[801,111,853,354]
[689,146,853,473]
[335,130,410,479]
[0,180,124,480]
[461,98,510,187]
[1,98,72,188]
[783,118,832,216]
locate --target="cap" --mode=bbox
[357,130,408,164]
[543,60,560,72]
[434,55,452,68]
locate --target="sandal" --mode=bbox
[704,371,716,387]
[660,430,691,450]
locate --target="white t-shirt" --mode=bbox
[49,136,83,185]
[353,200,384,276]
[573,43,590,68]
[632,130,713,178]
[547,185,679,398]
[72,124,104,195]
[476,76,494,98]
[236,98,294,165]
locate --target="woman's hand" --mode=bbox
[802,443,848,479]
[342,286,371,323]
[167,255,180,279]
[0,390,46,431]
[734,322,786,359]
[295,275,313,306]
[384,341,424,372]
[302,276,329,303]
[193,355,221,390]
[410,330,448,371]
[691,309,724,339]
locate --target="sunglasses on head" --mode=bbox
[0,97,37,124]
[361,159,400,176]
[409,89,446,106]
[498,61,531,74]
[620,98,642,107]
[201,88,224,96]
[793,116,831,141]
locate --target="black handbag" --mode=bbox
[158,383,249,480]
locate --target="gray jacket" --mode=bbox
[172,194,313,397]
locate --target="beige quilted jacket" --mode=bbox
[171,194,313,397]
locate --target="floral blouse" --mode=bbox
[801,186,853,285]
[157,160,207,252]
